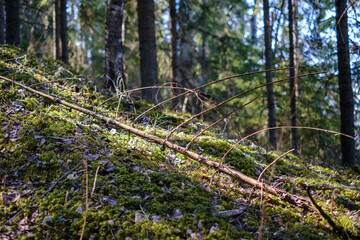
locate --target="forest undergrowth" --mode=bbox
[1,45,360,239]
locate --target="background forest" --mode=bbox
[1,0,359,164]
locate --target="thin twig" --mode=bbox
[29,78,78,87]
[307,184,360,191]
[185,97,259,150]
[100,85,201,107]
[80,154,89,240]
[108,225,116,240]
[140,205,149,220]
[133,67,295,124]
[32,221,74,239]
[91,165,101,197]
[257,205,267,240]
[336,0,359,26]
[258,149,294,181]
[5,161,83,224]
[166,72,326,141]
[221,126,355,163]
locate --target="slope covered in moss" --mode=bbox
[1,45,360,239]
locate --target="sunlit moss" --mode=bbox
[0,45,359,239]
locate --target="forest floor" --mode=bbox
[1,45,360,240]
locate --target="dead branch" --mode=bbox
[222,126,355,163]
[301,182,354,239]
[133,67,295,124]
[258,149,294,181]
[307,184,360,191]
[1,76,313,210]
[185,97,259,150]
[166,72,326,141]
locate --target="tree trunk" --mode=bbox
[288,0,298,153]
[169,0,180,108]
[138,0,159,103]
[335,0,355,167]
[0,0,4,44]
[60,0,68,64]
[199,0,207,87]
[179,0,194,112]
[251,0,257,41]
[54,0,60,59]
[5,0,20,46]
[200,32,206,86]
[263,0,277,149]
[105,0,126,91]
[54,0,68,64]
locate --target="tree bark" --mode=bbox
[54,0,68,64]
[179,0,194,113]
[5,0,20,46]
[251,0,257,41]
[0,0,5,44]
[264,0,277,149]
[288,0,298,153]
[199,0,207,87]
[169,0,180,108]
[60,0,68,64]
[54,0,60,59]
[105,0,126,91]
[335,0,355,167]
[138,0,159,103]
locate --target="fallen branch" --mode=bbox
[301,182,354,239]
[5,159,83,224]
[307,184,360,191]
[1,76,313,210]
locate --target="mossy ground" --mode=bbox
[1,45,360,239]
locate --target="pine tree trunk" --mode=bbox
[170,0,180,107]
[0,0,4,44]
[200,32,206,86]
[5,0,20,46]
[288,0,298,152]
[54,0,68,64]
[335,0,355,167]
[199,0,207,87]
[54,0,60,59]
[179,0,194,112]
[251,0,257,41]
[264,0,277,149]
[60,0,68,64]
[105,0,126,91]
[138,0,159,103]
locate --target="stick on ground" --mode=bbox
[1,76,313,210]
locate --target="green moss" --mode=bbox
[1,45,359,239]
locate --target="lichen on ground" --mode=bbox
[1,45,360,239]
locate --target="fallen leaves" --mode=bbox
[1,191,21,205]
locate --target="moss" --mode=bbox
[1,45,360,239]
